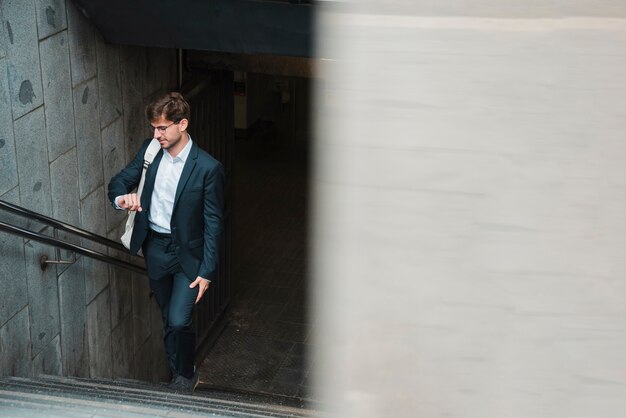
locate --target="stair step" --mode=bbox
[0,375,319,418]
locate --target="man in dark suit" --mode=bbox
[107,92,224,393]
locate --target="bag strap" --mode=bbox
[136,138,161,199]
[144,138,161,165]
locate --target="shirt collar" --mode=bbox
[163,136,193,163]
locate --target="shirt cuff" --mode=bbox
[114,196,125,210]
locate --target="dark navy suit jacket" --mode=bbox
[107,138,224,281]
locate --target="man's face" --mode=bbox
[150,115,186,151]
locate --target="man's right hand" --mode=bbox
[118,193,143,212]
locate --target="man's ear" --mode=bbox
[179,118,189,132]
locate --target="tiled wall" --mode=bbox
[0,0,176,382]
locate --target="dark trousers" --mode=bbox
[143,231,198,379]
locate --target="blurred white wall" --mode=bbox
[312,2,626,417]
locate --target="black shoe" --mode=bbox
[167,370,199,393]
[168,371,178,384]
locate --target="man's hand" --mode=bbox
[118,193,142,212]
[189,276,211,304]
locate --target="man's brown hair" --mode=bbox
[146,92,191,123]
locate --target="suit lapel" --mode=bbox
[173,142,198,213]
[141,150,164,209]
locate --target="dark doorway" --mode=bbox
[197,72,312,401]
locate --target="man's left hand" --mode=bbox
[189,276,211,304]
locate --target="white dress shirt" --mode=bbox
[114,138,193,234]
[148,138,193,233]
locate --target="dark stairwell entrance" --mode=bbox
[197,72,312,402]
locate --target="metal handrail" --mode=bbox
[0,199,128,252]
[0,222,146,274]
[0,200,146,275]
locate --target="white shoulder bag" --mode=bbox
[121,139,161,250]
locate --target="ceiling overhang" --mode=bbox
[71,0,314,58]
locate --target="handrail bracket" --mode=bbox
[39,251,77,271]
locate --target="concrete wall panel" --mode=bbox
[1,0,43,119]
[0,58,18,196]
[49,147,80,270]
[111,312,135,379]
[81,187,109,302]
[0,186,21,229]
[24,239,59,356]
[101,118,127,233]
[0,8,6,59]
[86,288,112,378]
[96,34,122,129]
[73,79,103,199]
[0,307,32,376]
[109,263,133,330]
[58,259,88,377]
[131,274,153,353]
[36,0,67,40]
[80,186,106,238]
[40,31,76,162]
[0,230,26,328]
[66,0,96,87]
[14,108,51,218]
[83,255,109,305]
[133,337,154,382]
[107,224,133,333]
[32,334,62,376]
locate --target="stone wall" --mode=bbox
[0,0,176,382]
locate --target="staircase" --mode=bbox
[0,375,319,417]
